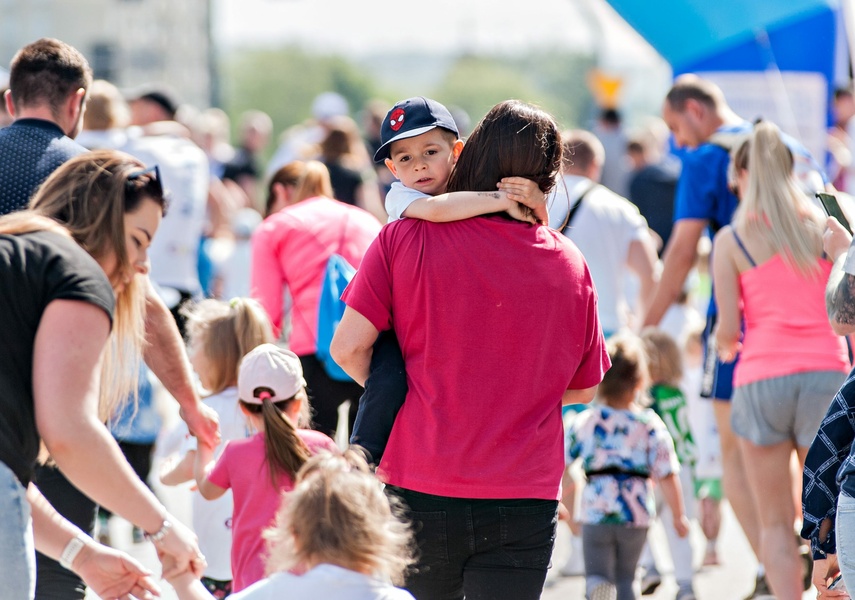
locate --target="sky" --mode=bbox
[213,0,663,69]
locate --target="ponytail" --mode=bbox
[260,391,311,486]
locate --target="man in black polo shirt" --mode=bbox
[0,38,90,215]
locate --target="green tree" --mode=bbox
[435,52,595,132]
[221,46,376,147]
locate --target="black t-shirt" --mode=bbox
[222,147,259,183]
[628,159,681,253]
[0,230,114,486]
[325,161,363,206]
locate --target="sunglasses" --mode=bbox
[126,164,163,198]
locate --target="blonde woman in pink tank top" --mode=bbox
[711,122,850,600]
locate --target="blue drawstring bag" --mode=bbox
[316,253,356,382]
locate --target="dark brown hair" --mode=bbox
[9,38,92,117]
[664,74,724,112]
[446,100,561,196]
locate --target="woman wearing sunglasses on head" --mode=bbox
[0,150,205,599]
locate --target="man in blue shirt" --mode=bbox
[0,38,90,216]
[642,74,815,600]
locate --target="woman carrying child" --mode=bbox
[194,343,338,592]
[161,297,275,597]
[565,333,689,600]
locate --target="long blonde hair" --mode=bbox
[19,151,165,420]
[183,297,274,395]
[731,121,824,276]
[293,160,334,203]
[264,451,415,584]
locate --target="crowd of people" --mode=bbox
[6,34,855,600]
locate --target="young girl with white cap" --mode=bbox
[193,343,337,592]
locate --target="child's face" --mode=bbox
[384,128,463,196]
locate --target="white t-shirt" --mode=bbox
[230,564,415,600]
[548,174,651,334]
[179,387,249,580]
[383,181,426,222]
[123,133,209,295]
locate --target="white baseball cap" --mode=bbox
[239,344,306,404]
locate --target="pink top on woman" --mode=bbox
[735,255,849,387]
[250,196,380,355]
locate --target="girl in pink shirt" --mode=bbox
[194,343,338,592]
[712,122,849,600]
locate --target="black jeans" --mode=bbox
[34,465,94,600]
[388,487,557,600]
[350,330,408,463]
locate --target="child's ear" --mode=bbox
[451,139,464,163]
[384,158,398,178]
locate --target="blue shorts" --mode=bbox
[700,311,736,401]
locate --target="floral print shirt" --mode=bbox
[566,404,680,527]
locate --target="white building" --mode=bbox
[0,0,214,108]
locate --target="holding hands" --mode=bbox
[73,542,161,600]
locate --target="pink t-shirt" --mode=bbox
[342,216,610,501]
[208,430,337,591]
[250,196,381,355]
[735,255,850,387]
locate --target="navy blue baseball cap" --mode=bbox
[373,97,459,162]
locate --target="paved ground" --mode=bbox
[542,503,818,600]
[91,494,818,599]
[86,397,819,599]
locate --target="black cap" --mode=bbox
[373,97,459,162]
[128,84,181,119]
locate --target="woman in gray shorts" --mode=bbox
[711,122,850,600]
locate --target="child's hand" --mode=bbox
[673,514,691,538]
[506,201,537,224]
[569,519,582,537]
[498,177,547,224]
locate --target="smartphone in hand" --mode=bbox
[828,573,847,591]
[817,192,853,235]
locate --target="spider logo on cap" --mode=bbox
[389,108,405,132]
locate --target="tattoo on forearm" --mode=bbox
[476,192,502,199]
[828,268,855,326]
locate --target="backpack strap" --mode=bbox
[558,182,598,234]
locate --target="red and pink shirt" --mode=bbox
[342,216,610,501]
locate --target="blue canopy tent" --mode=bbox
[603,0,849,159]
[602,0,841,77]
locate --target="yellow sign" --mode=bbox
[588,70,623,109]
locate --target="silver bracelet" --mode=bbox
[144,518,172,544]
[59,533,88,570]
